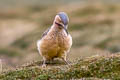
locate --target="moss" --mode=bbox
[1,54,120,79]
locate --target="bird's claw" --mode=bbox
[42,64,46,68]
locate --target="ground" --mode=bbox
[0,53,120,79]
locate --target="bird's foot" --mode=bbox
[66,60,71,65]
[42,64,46,68]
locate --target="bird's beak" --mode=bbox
[58,22,66,30]
[55,21,66,30]
[63,25,68,34]
[62,25,67,31]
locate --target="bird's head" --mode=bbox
[53,12,69,29]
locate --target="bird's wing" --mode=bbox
[68,34,72,47]
[66,34,72,53]
[41,27,50,39]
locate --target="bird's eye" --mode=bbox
[58,19,62,22]
[58,20,63,24]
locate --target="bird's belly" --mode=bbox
[39,39,57,57]
[39,35,68,59]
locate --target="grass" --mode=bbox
[0,53,120,79]
[28,6,47,13]
[106,5,118,13]
[69,23,89,31]
[0,48,21,57]
[75,6,101,17]
[12,39,30,49]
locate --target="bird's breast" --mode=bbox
[38,28,72,58]
[41,29,69,50]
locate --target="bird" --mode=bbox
[37,12,72,67]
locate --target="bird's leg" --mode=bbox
[49,58,54,64]
[42,58,47,68]
[62,57,70,65]
[61,54,70,65]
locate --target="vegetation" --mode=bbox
[0,53,120,79]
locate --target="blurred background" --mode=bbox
[0,0,120,71]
